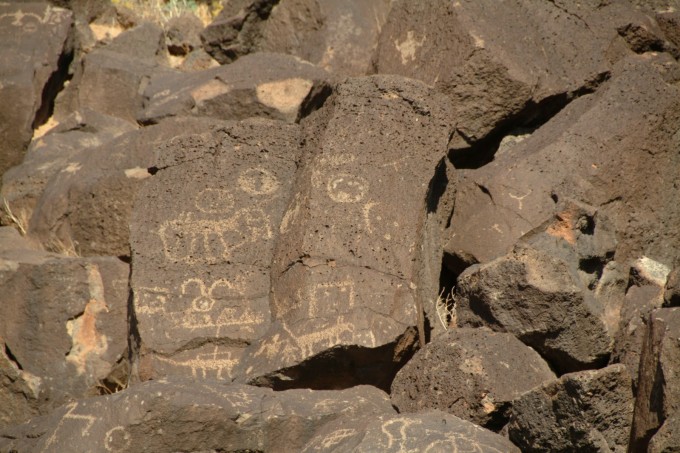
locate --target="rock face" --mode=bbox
[236,75,454,389]
[2,0,680,451]
[0,2,74,176]
[139,52,331,125]
[0,379,395,453]
[508,364,634,453]
[445,53,680,267]
[373,0,670,154]
[0,228,129,427]
[28,117,222,257]
[201,0,392,75]
[630,308,680,452]
[455,244,611,373]
[301,411,521,452]
[129,119,300,382]
[1,109,135,230]
[391,327,555,429]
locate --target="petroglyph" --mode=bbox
[104,426,131,452]
[155,348,238,379]
[0,5,66,32]
[158,207,272,264]
[395,30,426,65]
[319,428,358,449]
[238,167,280,196]
[134,286,169,315]
[508,190,531,210]
[43,402,97,451]
[327,174,368,203]
[181,277,241,313]
[305,279,356,318]
[194,188,234,214]
[381,417,420,450]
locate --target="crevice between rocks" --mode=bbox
[32,34,75,131]
[250,327,419,393]
[449,71,611,169]
[4,343,23,371]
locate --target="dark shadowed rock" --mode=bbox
[235,75,455,389]
[28,117,220,257]
[445,54,680,268]
[165,12,203,56]
[0,228,128,426]
[0,2,73,176]
[139,52,331,125]
[630,308,680,452]
[0,336,45,429]
[390,327,555,429]
[455,244,611,373]
[508,364,634,453]
[373,0,668,152]
[664,265,680,306]
[202,0,392,75]
[1,109,135,228]
[302,411,520,452]
[611,283,665,387]
[0,379,394,453]
[130,119,300,382]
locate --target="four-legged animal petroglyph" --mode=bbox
[155,348,238,379]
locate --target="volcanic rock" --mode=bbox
[0,379,394,453]
[235,75,455,389]
[508,364,634,452]
[28,117,221,257]
[455,244,611,373]
[201,0,391,75]
[630,307,680,451]
[301,411,521,452]
[0,2,74,176]
[390,327,555,429]
[0,228,129,427]
[129,119,300,382]
[139,52,331,125]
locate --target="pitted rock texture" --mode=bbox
[235,75,454,388]
[391,327,555,429]
[0,379,395,453]
[130,119,300,382]
[301,411,521,452]
[508,364,634,453]
[139,52,331,125]
[455,244,611,373]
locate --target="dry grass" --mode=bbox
[46,235,80,257]
[2,198,28,236]
[435,288,455,330]
[111,0,223,26]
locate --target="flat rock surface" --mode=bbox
[302,410,521,452]
[0,379,394,453]
[130,119,300,381]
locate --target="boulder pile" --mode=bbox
[2,0,680,451]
